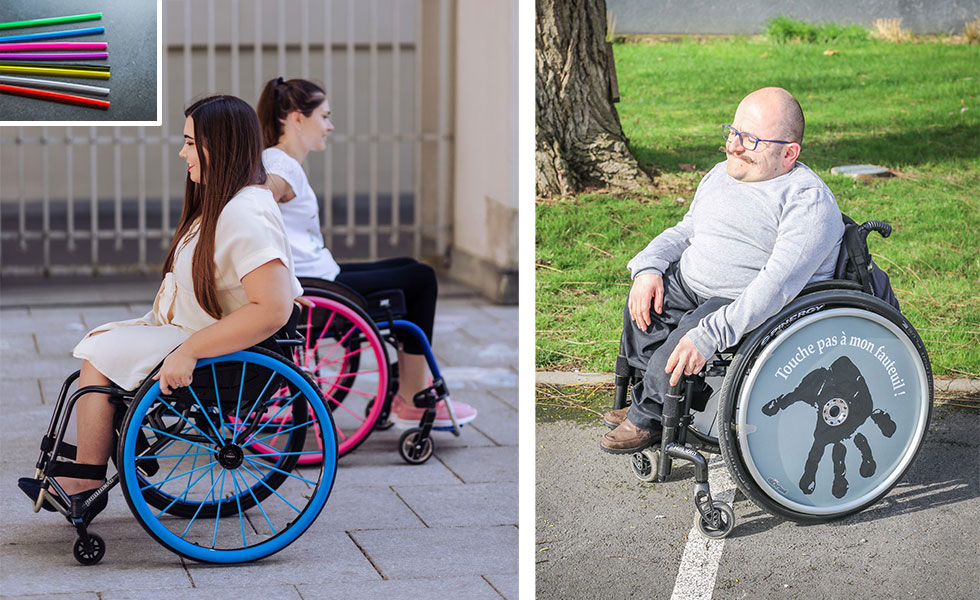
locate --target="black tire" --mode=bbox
[398,428,434,464]
[630,448,660,483]
[73,533,106,565]
[718,290,933,523]
[696,503,735,539]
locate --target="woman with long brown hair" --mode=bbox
[256,77,476,428]
[19,95,303,521]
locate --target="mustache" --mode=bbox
[722,148,753,164]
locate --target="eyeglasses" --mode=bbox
[722,124,792,151]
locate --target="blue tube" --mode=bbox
[376,319,442,380]
[0,26,105,43]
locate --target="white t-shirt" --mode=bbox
[262,147,341,280]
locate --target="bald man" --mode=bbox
[601,87,844,453]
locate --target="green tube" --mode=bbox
[0,13,103,31]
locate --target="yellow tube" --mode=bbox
[0,65,110,79]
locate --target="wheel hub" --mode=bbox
[822,398,849,426]
[216,443,244,469]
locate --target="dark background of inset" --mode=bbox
[0,0,158,122]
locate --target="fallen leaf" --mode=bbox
[823,49,839,56]
[761,51,771,58]
[678,163,696,172]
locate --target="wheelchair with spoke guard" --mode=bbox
[615,218,932,538]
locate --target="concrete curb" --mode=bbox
[535,371,980,394]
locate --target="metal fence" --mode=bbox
[0,0,453,276]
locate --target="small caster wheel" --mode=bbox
[696,503,735,539]
[366,400,395,431]
[73,533,105,565]
[629,447,660,482]
[398,428,434,464]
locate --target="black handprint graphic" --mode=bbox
[762,356,896,499]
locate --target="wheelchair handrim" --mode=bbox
[119,350,338,563]
[734,307,931,516]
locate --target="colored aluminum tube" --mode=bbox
[0,42,108,51]
[0,65,110,80]
[0,27,105,44]
[0,83,110,109]
[0,13,102,31]
[0,75,109,96]
[0,53,109,60]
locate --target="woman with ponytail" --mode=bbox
[19,95,303,518]
[256,77,476,428]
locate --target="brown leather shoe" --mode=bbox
[602,406,629,429]
[600,417,659,454]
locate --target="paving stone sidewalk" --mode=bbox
[0,279,518,599]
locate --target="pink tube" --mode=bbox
[0,52,108,60]
[0,42,108,51]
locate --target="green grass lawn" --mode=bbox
[536,37,980,378]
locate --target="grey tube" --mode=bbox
[0,74,109,96]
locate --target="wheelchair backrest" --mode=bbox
[834,214,900,311]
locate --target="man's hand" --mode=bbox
[154,345,197,395]
[628,273,664,330]
[665,334,707,386]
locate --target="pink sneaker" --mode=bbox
[391,394,477,428]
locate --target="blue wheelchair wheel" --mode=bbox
[130,357,308,519]
[118,347,338,563]
[719,290,932,522]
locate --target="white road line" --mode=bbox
[670,456,738,600]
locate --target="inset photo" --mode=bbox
[0,0,160,124]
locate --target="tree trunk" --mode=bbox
[536,0,651,197]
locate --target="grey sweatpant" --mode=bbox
[621,262,731,431]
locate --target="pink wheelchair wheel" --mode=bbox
[247,294,390,462]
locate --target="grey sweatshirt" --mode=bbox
[627,160,843,358]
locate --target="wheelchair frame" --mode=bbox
[297,278,461,464]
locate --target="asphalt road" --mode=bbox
[536,404,979,600]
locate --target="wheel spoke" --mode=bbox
[212,469,227,548]
[244,417,317,446]
[320,380,376,399]
[179,468,225,539]
[322,392,366,421]
[142,425,217,454]
[141,458,218,492]
[309,309,339,361]
[229,470,248,548]
[237,460,302,515]
[186,386,226,445]
[159,400,219,447]
[153,459,221,518]
[310,324,359,369]
[316,367,379,379]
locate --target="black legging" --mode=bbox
[332,257,438,355]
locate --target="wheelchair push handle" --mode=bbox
[860,220,892,239]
